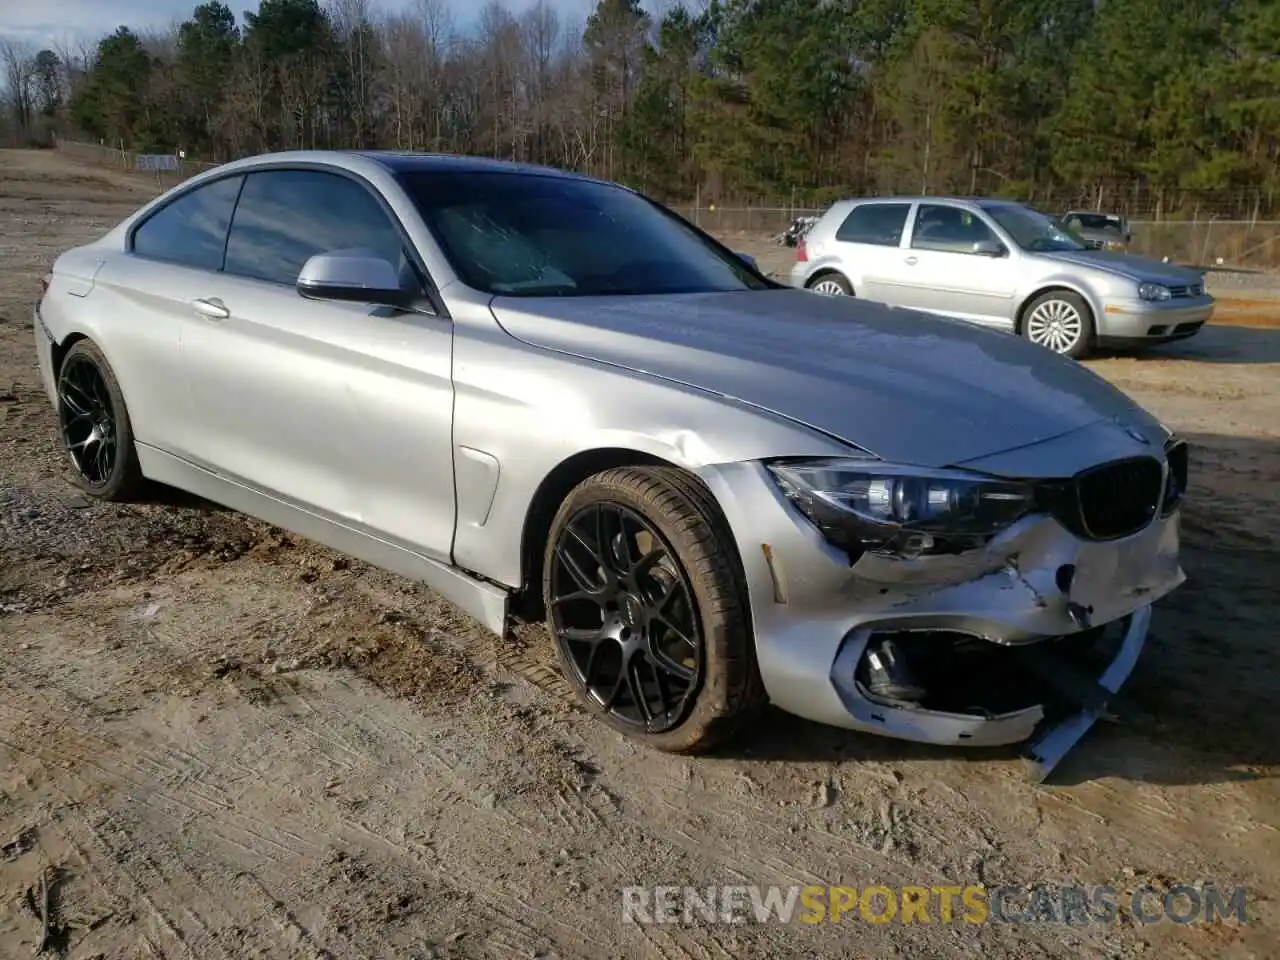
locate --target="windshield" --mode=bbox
[1064,212,1124,232]
[983,203,1087,253]
[397,170,770,297]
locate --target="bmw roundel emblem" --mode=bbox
[1117,420,1150,444]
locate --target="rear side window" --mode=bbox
[223,170,408,286]
[835,203,911,247]
[131,175,243,270]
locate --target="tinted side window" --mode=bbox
[131,175,243,270]
[835,203,911,246]
[910,204,998,253]
[223,170,410,287]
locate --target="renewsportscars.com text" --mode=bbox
[621,883,1248,926]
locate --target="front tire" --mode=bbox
[1022,290,1094,359]
[542,467,765,753]
[56,339,144,501]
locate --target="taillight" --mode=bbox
[795,237,808,262]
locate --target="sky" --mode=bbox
[0,0,605,51]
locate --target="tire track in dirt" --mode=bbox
[0,644,561,956]
[1,565,631,956]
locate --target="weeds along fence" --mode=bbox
[53,140,1280,269]
[55,138,222,190]
[1129,220,1280,270]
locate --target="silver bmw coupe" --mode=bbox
[33,151,1187,777]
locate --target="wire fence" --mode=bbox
[675,206,1280,269]
[55,138,223,189]
[51,140,1280,269]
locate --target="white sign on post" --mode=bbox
[136,154,179,172]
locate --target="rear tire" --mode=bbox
[807,273,853,297]
[542,466,765,753]
[56,339,144,501]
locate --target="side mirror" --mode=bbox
[734,251,759,271]
[972,239,1006,257]
[296,252,412,308]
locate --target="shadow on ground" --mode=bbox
[1128,321,1280,363]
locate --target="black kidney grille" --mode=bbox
[1066,457,1164,540]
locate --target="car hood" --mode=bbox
[489,289,1165,468]
[1039,249,1203,284]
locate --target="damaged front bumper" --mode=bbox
[700,460,1185,781]
[831,605,1151,781]
[33,299,59,407]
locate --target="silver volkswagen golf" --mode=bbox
[34,152,1187,778]
[791,197,1214,359]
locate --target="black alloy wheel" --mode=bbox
[56,340,143,500]
[542,467,766,753]
[549,500,702,732]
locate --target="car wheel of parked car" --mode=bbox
[56,339,144,501]
[543,466,765,753]
[807,273,853,297]
[1022,291,1094,359]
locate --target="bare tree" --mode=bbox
[328,0,379,147]
[522,1,560,164]
[379,12,430,149]
[219,46,272,155]
[277,52,332,150]
[472,2,524,160]
[137,24,180,60]
[51,37,95,103]
[417,0,453,60]
[0,38,37,143]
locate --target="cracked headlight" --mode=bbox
[1138,283,1172,301]
[767,458,1036,561]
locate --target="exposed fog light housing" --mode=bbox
[861,637,927,702]
[850,620,1131,716]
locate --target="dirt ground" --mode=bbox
[1,149,1277,959]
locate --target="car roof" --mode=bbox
[839,196,1024,208]
[349,150,600,182]
[195,148,614,187]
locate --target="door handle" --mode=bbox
[191,297,229,320]
[904,256,918,266]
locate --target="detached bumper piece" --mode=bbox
[1020,605,1151,783]
[835,605,1151,782]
